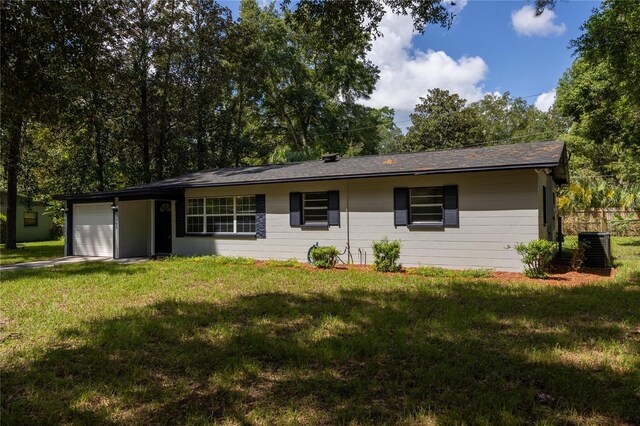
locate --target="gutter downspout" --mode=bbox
[150,200,155,257]
[346,181,352,264]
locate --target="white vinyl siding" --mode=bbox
[173,170,541,272]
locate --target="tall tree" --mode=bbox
[403,89,484,151]
[236,0,381,159]
[182,0,233,169]
[287,0,557,50]
[469,92,568,144]
[571,0,640,105]
[555,0,640,184]
[1,1,90,248]
[124,0,156,183]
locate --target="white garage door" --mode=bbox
[73,203,114,257]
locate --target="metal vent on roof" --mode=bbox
[322,153,339,163]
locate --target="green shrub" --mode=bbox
[413,266,492,278]
[208,255,255,265]
[515,239,556,278]
[170,255,255,265]
[264,258,302,268]
[0,213,6,244]
[372,237,401,272]
[309,246,339,268]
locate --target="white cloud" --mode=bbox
[362,11,489,117]
[534,89,556,111]
[511,5,566,37]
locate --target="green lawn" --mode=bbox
[0,239,65,265]
[1,238,639,424]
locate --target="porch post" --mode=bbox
[65,201,73,256]
[113,197,119,259]
[150,200,155,256]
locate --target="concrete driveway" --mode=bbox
[0,256,148,272]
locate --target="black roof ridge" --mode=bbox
[133,140,562,188]
[55,140,567,201]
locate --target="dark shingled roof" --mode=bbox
[54,141,568,201]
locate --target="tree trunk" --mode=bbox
[5,116,22,249]
[141,78,151,183]
[235,87,244,167]
[94,120,105,191]
[196,102,206,170]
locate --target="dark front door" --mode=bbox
[155,201,172,254]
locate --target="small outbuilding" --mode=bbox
[1,191,54,242]
[54,141,569,271]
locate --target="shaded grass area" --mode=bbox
[0,239,64,265]
[1,238,639,424]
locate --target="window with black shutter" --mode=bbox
[410,187,443,224]
[290,191,339,227]
[395,185,459,228]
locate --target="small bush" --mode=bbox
[171,255,255,265]
[208,255,255,265]
[372,237,401,272]
[570,241,588,271]
[413,266,492,278]
[0,213,6,243]
[309,246,339,268]
[515,239,556,278]
[264,258,302,268]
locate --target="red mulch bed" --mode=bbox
[491,263,615,286]
[253,260,616,286]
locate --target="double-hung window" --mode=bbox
[302,192,328,225]
[24,211,38,227]
[186,196,256,234]
[409,187,444,224]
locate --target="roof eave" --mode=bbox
[53,188,184,202]
[53,162,563,201]
[161,162,564,189]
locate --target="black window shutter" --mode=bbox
[328,190,340,226]
[394,188,409,226]
[289,192,302,227]
[542,186,547,225]
[443,185,459,227]
[256,194,266,238]
[175,198,185,237]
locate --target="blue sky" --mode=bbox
[221,0,600,128]
[421,0,599,101]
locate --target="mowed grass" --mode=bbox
[0,239,64,265]
[1,239,639,424]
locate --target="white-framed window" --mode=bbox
[186,196,256,234]
[23,211,38,227]
[302,192,328,224]
[409,187,443,224]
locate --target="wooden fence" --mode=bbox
[561,209,640,236]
